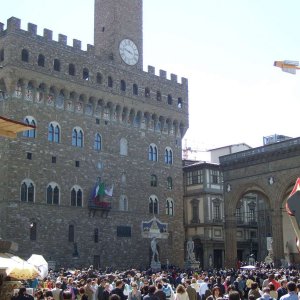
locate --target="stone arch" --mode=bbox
[128,108,135,125]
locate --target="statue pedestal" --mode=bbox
[184,260,200,270]
[151,261,161,271]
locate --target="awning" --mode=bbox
[0,116,35,138]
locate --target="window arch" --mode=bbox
[133,83,138,95]
[178,97,183,108]
[167,94,173,105]
[53,59,60,71]
[166,198,174,216]
[94,228,99,243]
[46,182,60,205]
[37,54,45,67]
[94,133,102,151]
[83,68,89,80]
[20,179,35,202]
[48,122,60,143]
[68,224,75,242]
[21,49,29,62]
[167,176,173,190]
[150,174,157,187]
[164,147,173,164]
[0,49,4,62]
[69,63,76,76]
[30,222,37,241]
[120,80,126,91]
[149,195,159,214]
[119,195,128,211]
[72,127,84,147]
[120,138,128,156]
[70,185,83,207]
[23,116,36,138]
[156,91,162,101]
[148,143,158,161]
[145,87,150,98]
[96,72,103,84]
[108,76,113,88]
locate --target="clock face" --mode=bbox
[119,39,139,66]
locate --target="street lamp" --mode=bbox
[274,60,300,74]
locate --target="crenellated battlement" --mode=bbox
[0,17,188,87]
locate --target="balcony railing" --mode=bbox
[88,199,112,211]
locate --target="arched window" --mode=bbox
[23,116,36,138]
[21,49,29,62]
[145,87,150,98]
[69,63,75,76]
[178,97,183,108]
[83,68,89,80]
[150,175,157,187]
[120,80,126,91]
[94,133,102,151]
[94,228,99,243]
[120,138,128,156]
[46,183,60,205]
[148,144,158,161]
[0,49,4,62]
[70,186,83,207]
[133,83,138,95]
[166,198,174,216]
[167,177,173,190]
[72,127,84,147]
[37,54,45,67]
[30,222,37,241]
[48,122,60,143]
[167,94,173,105]
[68,224,75,242]
[156,91,162,101]
[119,195,128,211]
[108,76,113,88]
[96,72,103,84]
[149,195,159,214]
[164,147,173,164]
[20,179,35,202]
[53,59,60,71]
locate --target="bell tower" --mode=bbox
[94,0,143,69]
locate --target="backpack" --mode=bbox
[163,285,172,298]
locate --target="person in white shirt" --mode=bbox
[199,277,209,300]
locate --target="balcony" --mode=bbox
[88,199,112,211]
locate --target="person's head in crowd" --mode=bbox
[287,281,296,292]
[228,291,240,300]
[176,284,186,294]
[115,280,123,288]
[280,279,287,288]
[148,285,156,294]
[251,282,258,290]
[110,295,121,300]
[62,291,72,300]
[212,286,221,298]
[268,283,275,291]
[156,283,163,290]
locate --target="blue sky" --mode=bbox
[1,0,300,156]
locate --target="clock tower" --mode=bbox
[94,0,143,69]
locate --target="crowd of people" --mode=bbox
[10,264,300,300]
